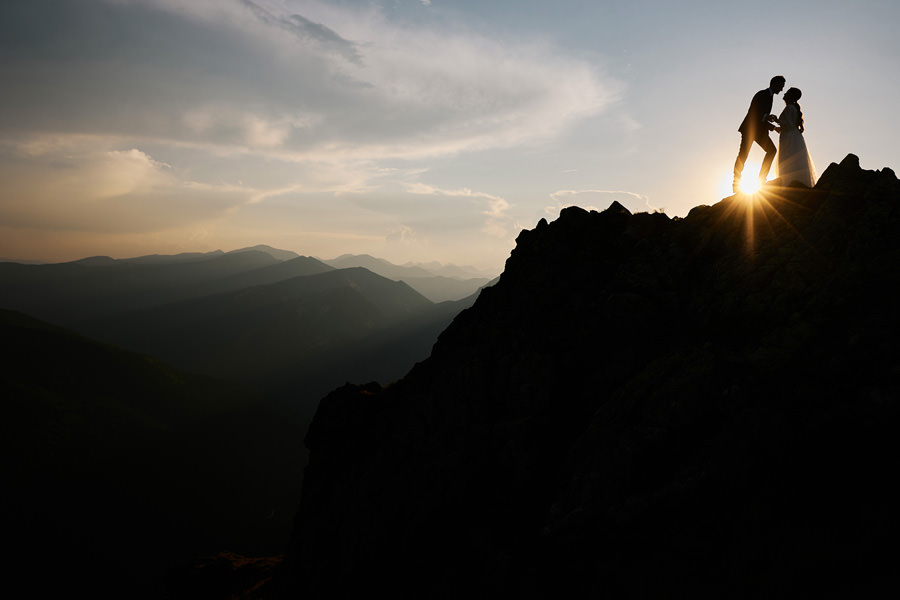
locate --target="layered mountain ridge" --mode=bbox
[1,249,494,414]
[278,154,900,598]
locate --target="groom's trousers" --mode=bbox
[734,131,777,186]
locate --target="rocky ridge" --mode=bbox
[277,154,900,598]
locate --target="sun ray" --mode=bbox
[754,186,820,251]
[716,163,825,262]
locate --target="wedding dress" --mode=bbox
[776,104,816,187]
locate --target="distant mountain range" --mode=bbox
[324,252,494,278]
[0,246,494,414]
[81,266,468,412]
[1,247,495,307]
[321,253,495,302]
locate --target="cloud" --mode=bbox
[406,183,514,238]
[547,189,658,216]
[239,0,363,64]
[181,105,319,149]
[0,136,253,233]
[0,0,619,160]
[386,224,417,245]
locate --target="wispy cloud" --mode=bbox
[239,0,363,64]
[0,137,251,233]
[386,224,417,246]
[406,183,514,238]
[1,0,619,158]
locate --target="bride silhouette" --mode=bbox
[774,87,816,187]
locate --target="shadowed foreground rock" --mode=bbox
[276,154,900,598]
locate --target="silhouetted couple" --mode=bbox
[733,75,816,193]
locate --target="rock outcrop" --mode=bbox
[279,155,900,598]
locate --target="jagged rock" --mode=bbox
[277,155,900,598]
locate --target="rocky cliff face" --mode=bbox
[279,155,900,598]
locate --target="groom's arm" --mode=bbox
[750,90,775,131]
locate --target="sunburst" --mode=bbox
[720,161,764,197]
[711,182,815,257]
[738,177,762,194]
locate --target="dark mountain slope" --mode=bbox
[1,309,307,599]
[400,274,493,302]
[85,267,435,390]
[279,155,900,598]
[268,291,482,415]
[201,255,333,292]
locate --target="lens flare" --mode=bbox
[739,178,761,194]
[720,162,763,197]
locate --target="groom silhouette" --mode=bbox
[733,75,786,192]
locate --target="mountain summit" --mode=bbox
[277,154,900,597]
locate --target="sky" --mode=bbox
[1,0,898,272]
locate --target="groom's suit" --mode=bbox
[739,88,775,139]
[734,88,778,187]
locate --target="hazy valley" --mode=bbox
[1,249,495,597]
[0,250,495,414]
